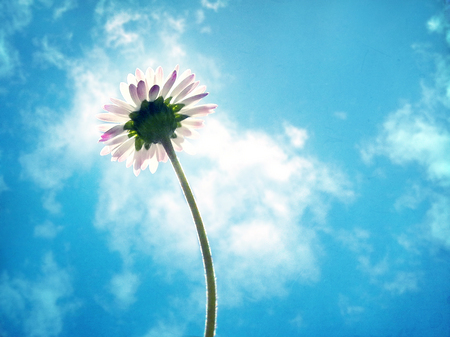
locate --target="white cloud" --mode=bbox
[394,183,427,211]
[0,32,19,78]
[104,12,141,47]
[109,270,140,309]
[336,227,372,254]
[0,175,8,194]
[34,220,63,239]
[201,0,228,12]
[142,321,184,337]
[0,252,79,337]
[33,36,69,69]
[284,123,308,149]
[334,111,347,120]
[338,294,364,323]
[384,271,419,295]
[426,195,450,249]
[361,104,450,186]
[53,0,77,20]
[196,9,205,24]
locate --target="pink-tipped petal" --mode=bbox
[173,81,199,103]
[178,92,209,107]
[101,133,129,146]
[171,137,183,151]
[149,155,158,173]
[127,73,136,86]
[148,84,160,102]
[120,82,135,106]
[99,125,125,142]
[96,113,129,123]
[111,138,134,161]
[181,118,205,129]
[170,73,194,98]
[98,124,119,132]
[135,68,145,81]
[103,104,130,116]
[137,80,147,101]
[161,70,177,98]
[180,139,196,155]
[154,66,164,86]
[129,84,141,107]
[181,104,217,117]
[109,97,134,112]
[100,146,111,156]
[145,67,155,90]
[190,84,207,96]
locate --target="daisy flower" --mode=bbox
[97,65,217,176]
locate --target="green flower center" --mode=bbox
[124,96,188,151]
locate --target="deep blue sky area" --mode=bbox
[1,1,450,337]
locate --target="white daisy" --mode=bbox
[97,65,217,176]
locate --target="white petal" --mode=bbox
[135,68,145,81]
[102,133,129,146]
[178,93,208,107]
[180,139,196,155]
[154,66,164,87]
[137,80,147,101]
[181,118,204,129]
[147,144,159,173]
[100,146,111,156]
[110,97,134,112]
[190,84,206,95]
[96,113,129,123]
[172,137,183,151]
[99,125,125,142]
[161,70,177,99]
[127,73,136,86]
[181,104,217,117]
[98,124,120,132]
[103,104,130,116]
[155,143,168,162]
[175,127,192,137]
[148,85,160,102]
[120,82,135,106]
[111,138,134,161]
[173,81,199,103]
[170,73,194,99]
[129,84,141,107]
[149,155,158,173]
[145,67,155,91]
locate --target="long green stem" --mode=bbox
[161,136,217,337]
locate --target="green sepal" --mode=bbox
[134,137,144,151]
[171,103,185,113]
[144,143,150,150]
[124,120,134,130]
[164,97,172,105]
[174,114,190,123]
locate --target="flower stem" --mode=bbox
[161,137,217,337]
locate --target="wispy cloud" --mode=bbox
[53,0,77,20]
[34,221,63,239]
[109,270,140,309]
[361,103,450,186]
[0,252,79,337]
[201,0,228,12]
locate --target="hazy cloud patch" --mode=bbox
[0,252,79,337]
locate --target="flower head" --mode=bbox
[97,66,217,176]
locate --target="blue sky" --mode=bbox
[1,0,450,336]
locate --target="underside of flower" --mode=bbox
[126,96,188,150]
[97,66,217,176]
